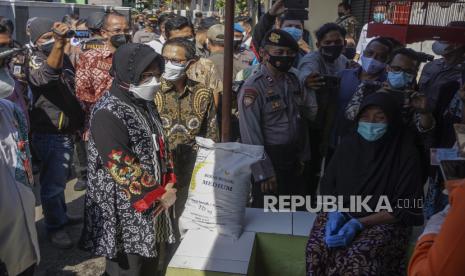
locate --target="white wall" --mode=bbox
[305,0,340,47]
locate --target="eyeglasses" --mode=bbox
[389,66,416,76]
[141,71,160,79]
[104,28,130,34]
[163,57,187,66]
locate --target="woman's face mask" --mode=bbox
[387,71,414,89]
[163,61,188,81]
[357,122,388,141]
[0,66,15,99]
[128,76,160,101]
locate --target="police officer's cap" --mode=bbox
[87,12,105,31]
[261,29,299,52]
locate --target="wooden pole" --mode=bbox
[221,0,234,142]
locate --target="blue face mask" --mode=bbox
[373,13,385,23]
[281,27,303,42]
[361,55,386,74]
[357,122,388,141]
[387,71,414,89]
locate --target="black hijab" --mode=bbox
[108,43,164,119]
[321,92,424,226]
[110,43,164,89]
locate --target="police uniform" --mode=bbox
[238,30,310,208]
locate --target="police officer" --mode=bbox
[238,29,310,208]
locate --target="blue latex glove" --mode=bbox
[336,218,364,247]
[325,234,347,248]
[325,212,349,237]
[324,212,349,247]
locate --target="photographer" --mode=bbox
[27,18,84,249]
[297,23,349,199]
[252,0,311,67]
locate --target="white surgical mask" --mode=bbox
[128,76,160,101]
[0,67,15,99]
[163,61,187,81]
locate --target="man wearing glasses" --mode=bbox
[154,37,218,246]
[75,11,130,191]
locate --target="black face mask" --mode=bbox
[39,41,55,55]
[343,47,356,60]
[268,54,295,72]
[233,40,242,51]
[338,12,345,17]
[110,34,131,48]
[320,45,344,62]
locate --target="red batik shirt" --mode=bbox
[76,46,114,131]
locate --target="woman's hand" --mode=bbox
[159,183,177,209]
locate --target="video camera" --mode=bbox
[52,29,90,39]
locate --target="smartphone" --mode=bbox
[74,30,90,39]
[321,75,340,89]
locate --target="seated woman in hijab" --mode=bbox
[306,93,424,275]
[80,43,177,276]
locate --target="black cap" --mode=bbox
[29,17,54,43]
[261,29,299,52]
[87,12,105,31]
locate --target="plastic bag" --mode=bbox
[179,137,264,239]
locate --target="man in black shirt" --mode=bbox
[27,18,84,249]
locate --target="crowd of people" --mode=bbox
[1,0,465,275]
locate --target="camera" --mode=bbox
[284,0,309,20]
[53,29,76,38]
[74,30,90,39]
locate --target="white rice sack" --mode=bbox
[179,137,264,239]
